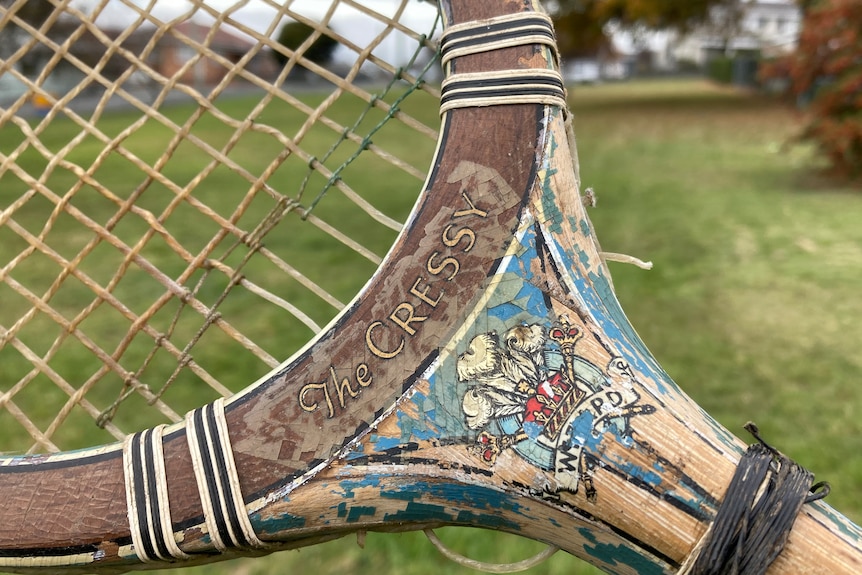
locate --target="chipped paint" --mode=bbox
[579,528,666,575]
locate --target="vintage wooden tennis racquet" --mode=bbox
[0,0,860,574]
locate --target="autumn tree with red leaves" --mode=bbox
[774,0,862,177]
[551,0,738,58]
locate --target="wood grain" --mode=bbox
[0,1,860,574]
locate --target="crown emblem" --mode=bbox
[549,317,582,354]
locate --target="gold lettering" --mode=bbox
[410,277,443,308]
[332,366,359,409]
[356,363,372,387]
[299,382,334,418]
[389,302,428,336]
[427,252,459,280]
[442,224,476,252]
[453,191,488,219]
[366,321,404,359]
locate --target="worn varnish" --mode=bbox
[0,1,860,574]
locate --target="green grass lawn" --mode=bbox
[0,86,440,450]
[1,78,860,574]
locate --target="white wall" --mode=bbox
[69,0,441,71]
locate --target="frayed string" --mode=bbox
[601,252,654,270]
[424,529,559,574]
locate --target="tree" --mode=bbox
[550,0,740,57]
[553,0,731,27]
[0,0,54,74]
[0,0,52,28]
[273,21,338,70]
[764,0,862,177]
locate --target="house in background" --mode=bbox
[595,0,801,84]
[560,0,802,84]
[678,0,802,63]
[671,0,802,84]
[0,15,155,104]
[561,40,630,83]
[150,21,278,88]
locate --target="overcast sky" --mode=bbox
[68,0,440,65]
[69,0,439,35]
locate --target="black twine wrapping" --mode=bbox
[687,423,829,575]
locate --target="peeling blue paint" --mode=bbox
[554,244,674,397]
[813,501,862,542]
[569,411,603,453]
[579,528,665,575]
[337,476,382,499]
[488,301,526,321]
[578,217,592,238]
[516,284,551,319]
[344,442,366,461]
[454,509,522,531]
[617,459,663,488]
[339,475,527,531]
[539,132,564,235]
[369,435,402,453]
[398,390,441,442]
[337,502,377,523]
[251,509,306,534]
[377,479,525,517]
[514,226,539,281]
[567,409,717,517]
[384,501,452,523]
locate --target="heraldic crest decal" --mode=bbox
[458,317,656,500]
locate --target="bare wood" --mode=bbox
[0,1,860,574]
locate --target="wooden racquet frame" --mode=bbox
[0,1,861,574]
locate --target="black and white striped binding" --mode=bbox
[440,69,567,114]
[185,398,266,552]
[440,12,558,66]
[123,425,190,562]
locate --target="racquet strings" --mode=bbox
[0,0,443,453]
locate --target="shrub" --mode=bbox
[768,0,862,177]
[708,56,734,84]
[273,21,338,68]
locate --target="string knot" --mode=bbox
[682,423,829,575]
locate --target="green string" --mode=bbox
[299,13,443,218]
